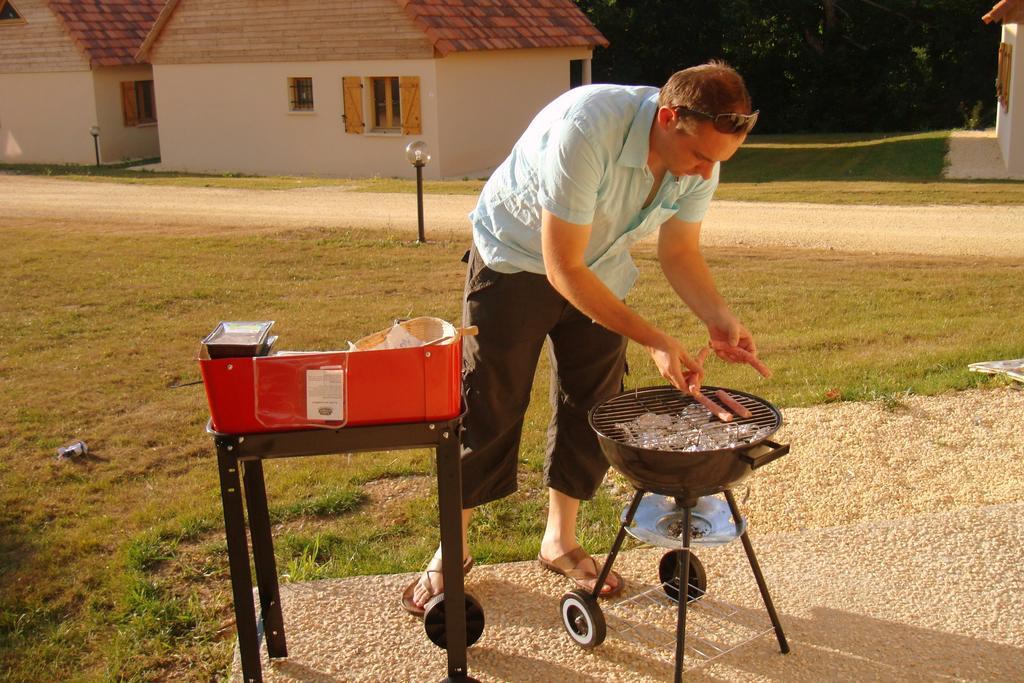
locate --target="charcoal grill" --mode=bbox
[591,385,786,507]
[558,386,791,681]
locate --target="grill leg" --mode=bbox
[673,507,692,683]
[723,490,789,654]
[590,489,646,600]
[435,428,470,679]
[242,459,287,659]
[216,440,262,683]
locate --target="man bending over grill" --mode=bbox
[402,61,767,616]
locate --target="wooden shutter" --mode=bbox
[342,77,363,134]
[121,81,138,127]
[998,43,1013,111]
[400,76,422,135]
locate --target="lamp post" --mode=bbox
[89,126,100,167]
[405,140,431,243]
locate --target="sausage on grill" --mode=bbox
[715,390,753,418]
[692,392,733,422]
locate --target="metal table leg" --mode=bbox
[242,458,288,659]
[435,427,470,680]
[723,490,790,654]
[215,440,262,683]
[210,414,473,682]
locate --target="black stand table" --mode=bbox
[209,411,475,682]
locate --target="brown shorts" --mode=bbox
[459,245,627,508]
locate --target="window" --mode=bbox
[1,0,24,23]
[289,77,314,112]
[570,60,584,89]
[370,77,401,131]
[342,75,421,135]
[121,80,157,126]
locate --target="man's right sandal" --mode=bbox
[400,556,474,619]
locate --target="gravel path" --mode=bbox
[236,387,1023,682]
[4,175,1024,257]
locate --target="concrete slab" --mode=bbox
[944,129,1024,180]
[232,501,1024,682]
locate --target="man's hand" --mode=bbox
[706,313,772,378]
[648,334,706,393]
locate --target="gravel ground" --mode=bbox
[234,386,1023,682]
[4,174,1024,257]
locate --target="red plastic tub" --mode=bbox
[199,338,463,434]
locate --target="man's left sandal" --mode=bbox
[537,546,624,598]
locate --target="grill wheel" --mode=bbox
[422,591,486,649]
[559,589,606,649]
[658,550,708,603]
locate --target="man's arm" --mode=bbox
[658,217,771,375]
[657,217,732,327]
[541,209,703,391]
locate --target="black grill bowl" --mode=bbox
[589,386,789,504]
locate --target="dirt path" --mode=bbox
[4,175,1023,257]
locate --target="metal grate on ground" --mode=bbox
[604,581,776,671]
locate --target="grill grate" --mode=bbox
[591,386,781,452]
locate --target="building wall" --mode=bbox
[434,47,590,179]
[92,66,161,162]
[149,0,433,64]
[0,70,97,163]
[152,60,442,177]
[997,24,1023,173]
[0,0,89,73]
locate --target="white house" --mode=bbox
[0,0,163,165]
[136,0,608,179]
[985,0,1024,173]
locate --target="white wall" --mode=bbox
[0,70,97,164]
[997,24,1024,173]
[434,48,590,179]
[153,59,441,178]
[152,49,592,179]
[92,65,161,162]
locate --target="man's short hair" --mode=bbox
[659,61,752,134]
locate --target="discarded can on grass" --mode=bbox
[56,440,88,459]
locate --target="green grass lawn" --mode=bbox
[713,130,1024,205]
[4,130,1024,205]
[1,224,1021,680]
[725,131,949,181]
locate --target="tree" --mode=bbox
[575,0,1001,132]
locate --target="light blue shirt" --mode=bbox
[470,84,719,299]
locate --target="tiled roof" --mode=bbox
[398,0,608,56]
[47,0,165,66]
[984,0,1024,23]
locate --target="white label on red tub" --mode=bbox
[307,369,345,421]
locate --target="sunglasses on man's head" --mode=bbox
[673,106,759,134]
